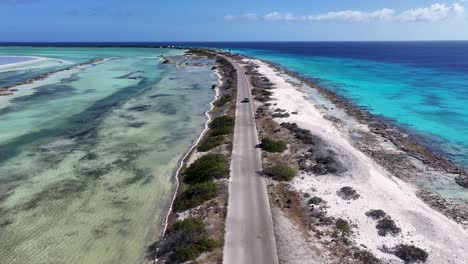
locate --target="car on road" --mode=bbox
[241,97,250,103]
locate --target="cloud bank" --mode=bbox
[226,3,465,22]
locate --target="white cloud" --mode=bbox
[398,3,463,22]
[308,8,394,22]
[226,2,465,23]
[224,13,258,21]
[263,12,297,21]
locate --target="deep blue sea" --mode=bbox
[184,42,468,167]
[1,42,467,167]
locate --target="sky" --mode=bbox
[0,0,467,41]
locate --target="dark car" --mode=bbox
[241,97,250,103]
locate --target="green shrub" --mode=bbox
[209,116,235,136]
[214,95,232,107]
[174,181,217,212]
[335,218,352,238]
[261,137,287,152]
[157,217,218,263]
[172,235,217,262]
[185,154,230,183]
[171,217,205,233]
[263,164,296,181]
[197,135,224,152]
[391,244,428,263]
[187,49,216,59]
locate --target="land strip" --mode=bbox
[150,49,237,264]
[220,55,279,264]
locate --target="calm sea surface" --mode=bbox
[0,47,217,264]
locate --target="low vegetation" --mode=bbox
[197,135,224,152]
[156,217,218,263]
[214,95,232,107]
[365,209,387,220]
[216,57,237,91]
[264,164,297,181]
[337,186,360,200]
[335,218,352,239]
[173,181,217,212]
[185,154,230,184]
[307,196,324,205]
[281,122,320,145]
[187,48,216,59]
[261,137,287,152]
[376,217,401,236]
[209,115,235,136]
[390,244,428,264]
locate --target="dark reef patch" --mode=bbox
[154,102,177,115]
[128,105,151,112]
[22,179,88,210]
[11,84,76,103]
[128,122,148,128]
[148,93,172,99]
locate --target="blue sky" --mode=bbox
[0,0,467,41]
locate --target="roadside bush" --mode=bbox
[261,137,287,152]
[308,196,323,205]
[263,164,297,181]
[173,181,217,212]
[376,217,401,236]
[335,218,352,239]
[214,95,232,107]
[365,209,387,220]
[187,49,216,59]
[185,154,230,183]
[209,116,235,136]
[197,135,224,152]
[390,244,428,263]
[337,186,360,200]
[157,217,218,263]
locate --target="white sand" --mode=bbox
[250,59,468,264]
[0,56,47,70]
[272,207,329,264]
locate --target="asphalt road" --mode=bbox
[222,56,279,264]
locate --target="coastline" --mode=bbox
[246,56,468,223]
[151,50,237,263]
[0,56,47,70]
[159,69,221,239]
[234,54,468,263]
[225,52,467,178]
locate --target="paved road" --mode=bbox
[222,56,279,264]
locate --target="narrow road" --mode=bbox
[222,56,279,264]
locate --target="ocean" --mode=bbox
[0,47,217,264]
[181,41,468,168]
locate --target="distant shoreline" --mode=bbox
[0,56,46,70]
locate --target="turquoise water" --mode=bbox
[0,47,217,263]
[226,46,468,167]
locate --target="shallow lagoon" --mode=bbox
[0,47,217,263]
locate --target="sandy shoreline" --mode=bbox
[159,69,222,238]
[246,57,468,263]
[0,56,47,70]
